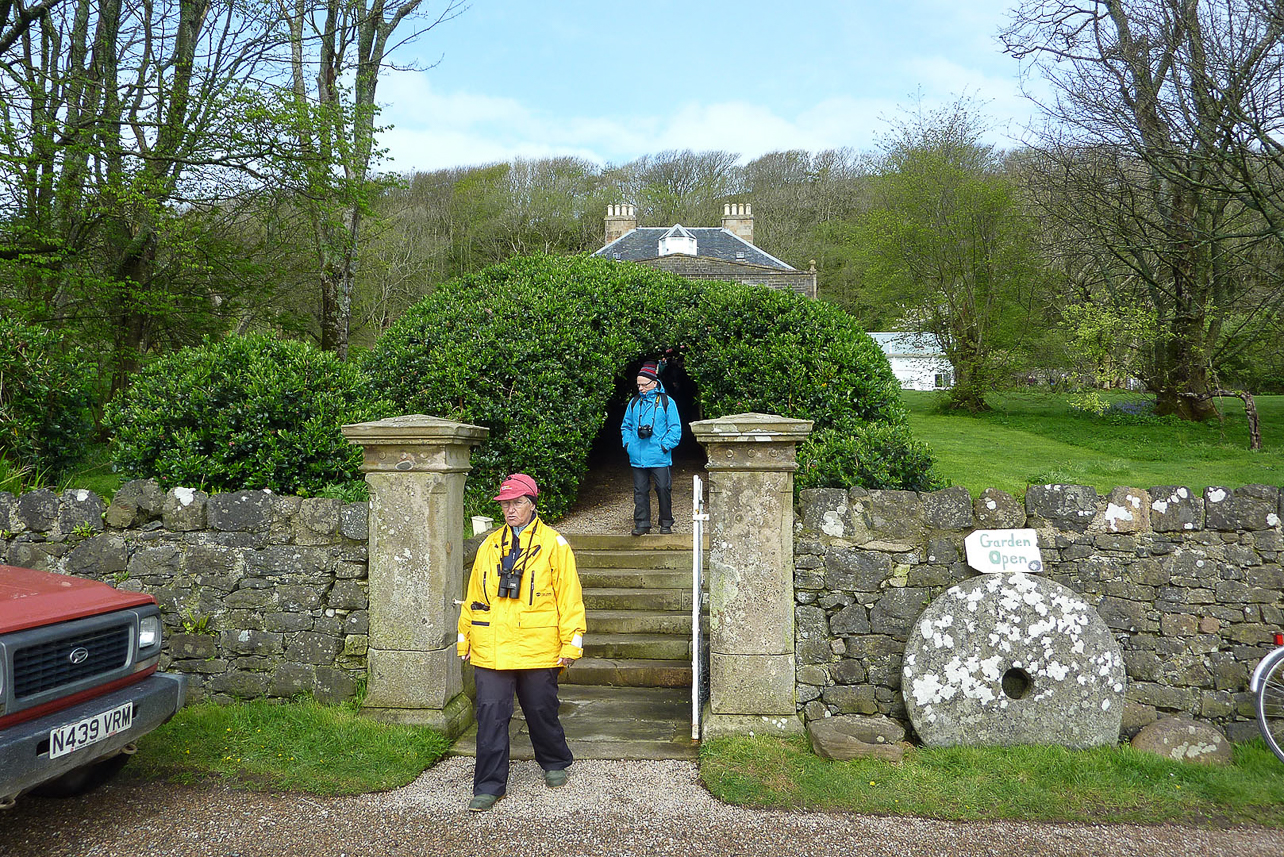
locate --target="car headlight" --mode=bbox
[139,615,162,650]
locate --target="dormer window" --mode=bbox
[658,224,697,257]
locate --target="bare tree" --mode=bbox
[279,0,466,360]
[1003,0,1284,419]
[0,0,61,56]
[617,149,743,227]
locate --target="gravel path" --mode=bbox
[555,455,705,535]
[2,758,1280,857]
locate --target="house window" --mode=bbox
[735,251,745,259]
[934,371,953,389]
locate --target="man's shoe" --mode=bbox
[659,525,672,534]
[544,768,569,788]
[468,794,501,812]
[631,527,650,536]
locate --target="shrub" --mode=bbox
[674,282,905,430]
[106,335,393,495]
[364,254,933,518]
[796,424,944,493]
[0,318,95,476]
[362,255,691,518]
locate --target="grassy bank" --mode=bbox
[903,391,1284,496]
[127,698,450,796]
[700,735,1284,827]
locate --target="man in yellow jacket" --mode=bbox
[458,473,586,812]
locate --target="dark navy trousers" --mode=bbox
[632,465,673,530]
[473,666,573,797]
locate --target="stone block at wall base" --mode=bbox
[701,706,804,741]
[365,647,462,710]
[362,691,474,738]
[709,652,795,715]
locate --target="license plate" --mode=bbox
[48,702,133,759]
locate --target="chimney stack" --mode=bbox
[605,204,637,245]
[722,202,753,245]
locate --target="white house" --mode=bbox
[870,332,953,391]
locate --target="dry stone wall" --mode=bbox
[795,483,1284,742]
[0,480,370,705]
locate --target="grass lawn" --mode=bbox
[700,735,1284,827]
[902,390,1284,496]
[126,698,450,796]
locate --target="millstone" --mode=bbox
[902,572,1125,748]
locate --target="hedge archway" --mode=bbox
[361,254,937,519]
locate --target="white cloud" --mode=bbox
[374,55,1040,175]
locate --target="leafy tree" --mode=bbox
[0,0,288,401]
[275,0,466,361]
[1002,0,1284,419]
[1059,302,1156,388]
[853,100,1044,411]
[742,148,869,309]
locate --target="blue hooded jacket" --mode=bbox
[622,384,682,468]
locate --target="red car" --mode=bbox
[0,565,186,807]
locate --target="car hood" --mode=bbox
[0,565,155,634]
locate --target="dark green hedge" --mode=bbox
[361,255,693,518]
[364,254,935,518]
[0,318,95,476]
[106,334,393,496]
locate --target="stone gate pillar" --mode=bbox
[690,412,812,739]
[341,414,488,736]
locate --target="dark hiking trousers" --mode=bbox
[473,666,573,797]
[632,465,673,531]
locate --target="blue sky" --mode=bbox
[377,0,1039,173]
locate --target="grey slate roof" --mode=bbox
[593,227,797,271]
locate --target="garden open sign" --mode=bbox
[964,529,1044,574]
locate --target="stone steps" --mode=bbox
[451,532,705,760]
[570,535,703,695]
[584,632,692,660]
[587,608,693,635]
[449,685,698,760]
[583,586,693,612]
[565,534,699,551]
[578,567,693,589]
[572,549,694,570]
[562,657,693,688]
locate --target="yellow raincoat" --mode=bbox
[457,517,586,670]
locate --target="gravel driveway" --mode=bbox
[2,757,1279,857]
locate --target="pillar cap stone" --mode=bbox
[689,412,813,443]
[341,414,489,447]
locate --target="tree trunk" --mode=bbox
[1209,389,1263,451]
[944,357,990,413]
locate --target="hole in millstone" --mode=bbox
[1001,667,1033,700]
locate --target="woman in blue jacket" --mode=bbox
[621,361,682,535]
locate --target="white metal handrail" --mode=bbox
[691,474,708,741]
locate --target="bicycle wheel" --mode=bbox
[1257,649,1284,763]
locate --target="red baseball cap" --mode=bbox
[494,473,538,502]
